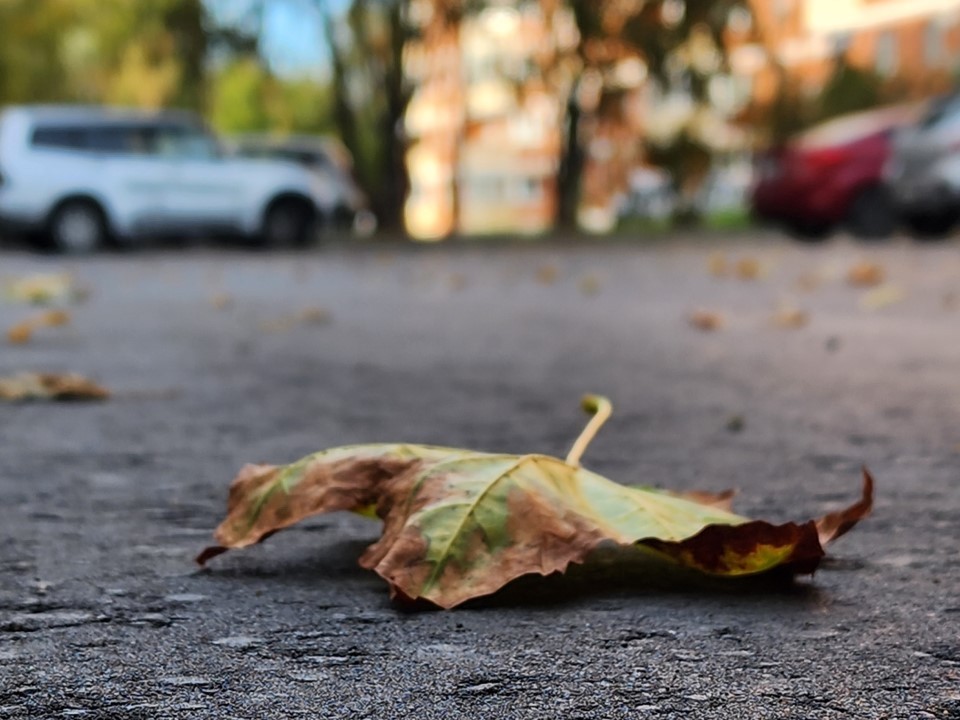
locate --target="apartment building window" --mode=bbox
[925,20,947,68]
[773,0,791,22]
[876,30,898,77]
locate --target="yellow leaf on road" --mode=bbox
[860,284,904,311]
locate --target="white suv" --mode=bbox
[0,105,344,252]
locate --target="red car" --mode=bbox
[751,104,924,240]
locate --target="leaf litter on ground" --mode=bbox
[199,395,872,609]
[860,284,904,311]
[689,310,725,331]
[846,261,886,288]
[7,310,71,345]
[4,273,87,305]
[0,372,109,402]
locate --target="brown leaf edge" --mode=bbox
[644,468,874,576]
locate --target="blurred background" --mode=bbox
[2,0,960,247]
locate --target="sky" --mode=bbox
[206,0,350,77]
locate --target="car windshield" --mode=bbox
[155,126,221,159]
[918,94,960,130]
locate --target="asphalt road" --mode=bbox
[1,234,959,719]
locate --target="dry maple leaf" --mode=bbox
[0,372,109,402]
[199,396,873,609]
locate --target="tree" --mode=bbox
[565,0,750,222]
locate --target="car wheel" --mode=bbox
[47,200,108,253]
[785,221,832,242]
[905,211,958,240]
[261,198,316,247]
[847,185,896,240]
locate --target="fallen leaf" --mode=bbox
[40,309,71,327]
[449,273,468,292]
[6,309,72,344]
[846,261,885,287]
[199,396,873,609]
[794,272,822,292]
[535,263,559,286]
[689,310,724,331]
[210,293,233,310]
[300,307,332,325]
[578,274,601,296]
[771,307,809,329]
[0,372,109,402]
[707,253,728,277]
[859,284,904,311]
[734,257,762,280]
[6,323,33,344]
[4,273,84,305]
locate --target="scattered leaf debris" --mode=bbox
[300,307,332,325]
[210,293,234,310]
[0,372,109,402]
[707,253,728,277]
[535,263,559,286]
[860,284,904,311]
[734,257,763,280]
[771,306,809,329]
[579,274,601,296]
[689,310,724,331]
[4,273,86,305]
[199,396,873,609]
[7,310,72,345]
[846,261,885,287]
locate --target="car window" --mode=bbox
[155,126,221,159]
[919,96,960,130]
[31,126,86,150]
[85,125,135,153]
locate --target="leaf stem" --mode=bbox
[566,395,612,467]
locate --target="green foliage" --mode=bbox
[816,58,884,124]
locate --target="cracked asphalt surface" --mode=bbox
[1,234,959,719]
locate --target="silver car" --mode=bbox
[0,105,344,252]
[886,94,960,237]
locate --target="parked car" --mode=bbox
[885,93,960,237]
[228,135,376,235]
[0,105,345,252]
[751,104,924,240]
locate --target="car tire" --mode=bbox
[785,221,832,242]
[905,211,958,240]
[47,199,109,254]
[260,198,316,247]
[847,185,897,240]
